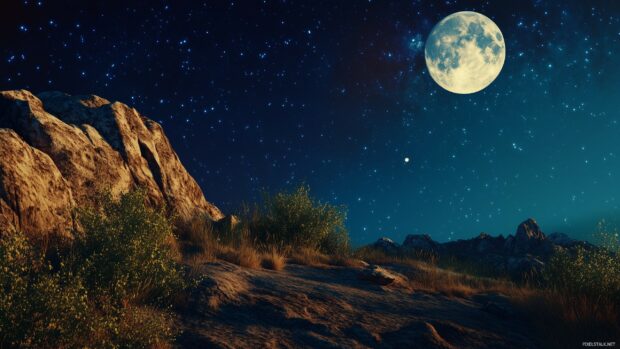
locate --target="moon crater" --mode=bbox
[425,11,505,94]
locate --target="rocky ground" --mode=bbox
[177,261,538,349]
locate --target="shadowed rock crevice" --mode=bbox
[138,140,165,196]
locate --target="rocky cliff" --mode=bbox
[0,90,223,238]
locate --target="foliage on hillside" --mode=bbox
[0,190,185,348]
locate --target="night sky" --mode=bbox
[2,0,620,245]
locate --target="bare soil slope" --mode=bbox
[178,261,538,348]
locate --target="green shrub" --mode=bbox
[0,232,93,348]
[0,190,185,348]
[72,189,186,305]
[522,231,620,346]
[543,231,620,326]
[544,242,620,301]
[251,185,350,255]
[110,305,175,348]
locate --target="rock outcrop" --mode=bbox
[372,237,400,254]
[0,90,223,238]
[357,265,408,286]
[402,234,439,253]
[509,218,550,255]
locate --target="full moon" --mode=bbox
[425,11,505,94]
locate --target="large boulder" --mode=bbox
[0,90,223,238]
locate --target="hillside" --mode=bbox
[178,260,536,349]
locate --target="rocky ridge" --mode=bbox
[371,218,595,278]
[0,90,223,238]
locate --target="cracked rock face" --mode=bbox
[0,90,223,238]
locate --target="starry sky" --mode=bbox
[2,0,620,245]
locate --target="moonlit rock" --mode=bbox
[0,90,224,238]
[425,11,506,94]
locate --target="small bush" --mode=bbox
[72,190,186,305]
[0,232,94,348]
[251,185,350,255]
[522,230,620,347]
[0,190,186,348]
[545,245,620,303]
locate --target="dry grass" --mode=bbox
[237,244,262,269]
[176,214,218,255]
[185,250,217,273]
[177,214,620,348]
[217,244,262,269]
[261,248,286,271]
[288,247,331,267]
[328,255,367,268]
[398,255,620,347]
[402,262,517,298]
[353,246,518,298]
[511,290,620,348]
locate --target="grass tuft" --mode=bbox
[261,248,286,271]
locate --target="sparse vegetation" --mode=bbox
[249,185,350,255]
[352,245,517,297]
[14,185,612,348]
[404,262,518,298]
[179,185,351,272]
[218,243,263,269]
[354,230,620,347]
[519,230,620,347]
[0,190,187,348]
[544,233,620,303]
[177,212,217,258]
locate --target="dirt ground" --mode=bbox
[176,261,538,348]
